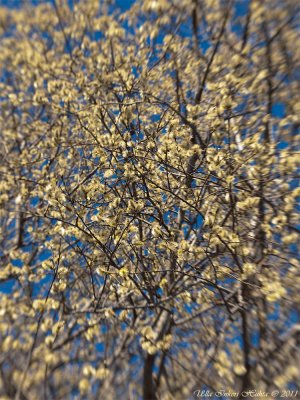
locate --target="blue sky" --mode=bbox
[0,0,135,9]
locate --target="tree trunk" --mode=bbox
[143,354,157,400]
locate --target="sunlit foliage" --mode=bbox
[0,0,299,399]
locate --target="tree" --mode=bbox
[0,0,299,399]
